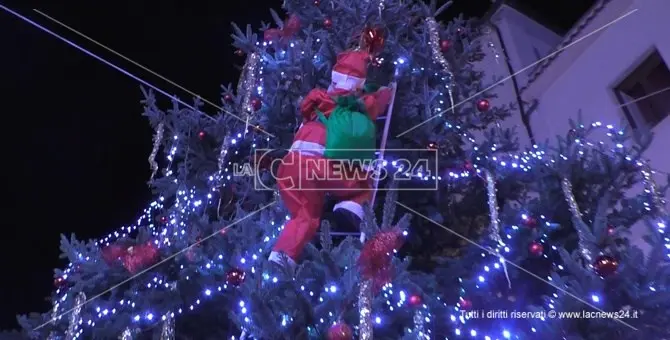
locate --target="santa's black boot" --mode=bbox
[332,208,362,235]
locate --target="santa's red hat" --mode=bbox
[331,50,370,91]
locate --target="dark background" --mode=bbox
[0,0,594,330]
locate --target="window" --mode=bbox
[614,49,670,130]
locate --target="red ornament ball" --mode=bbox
[234,49,244,56]
[607,225,616,235]
[327,322,353,340]
[593,255,619,277]
[464,160,474,170]
[313,0,320,5]
[54,276,66,288]
[459,298,472,310]
[408,294,422,307]
[226,268,246,287]
[224,94,233,102]
[198,131,206,140]
[529,241,544,256]
[568,128,578,138]
[427,142,438,150]
[440,40,451,52]
[323,18,332,28]
[250,98,262,111]
[476,99,490,112]
[524,216,538,228]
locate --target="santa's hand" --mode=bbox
[361,87,393,119]
[376,87,393,106]
[299,88,329,121]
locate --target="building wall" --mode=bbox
[473,5,561,147]
[493,6,562,87]
[520,0,670,253]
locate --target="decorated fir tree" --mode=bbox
[7,1,670,340]
[432,120,670,339]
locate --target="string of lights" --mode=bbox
[447,213,563,339]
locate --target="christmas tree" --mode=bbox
[9,0,670,339]
[433,120,670,339]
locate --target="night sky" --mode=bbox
[0,0,593,330]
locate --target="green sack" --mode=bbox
[317,96,376,162]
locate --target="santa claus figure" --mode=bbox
[269,50,393,268]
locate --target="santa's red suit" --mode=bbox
[270,51,392,265]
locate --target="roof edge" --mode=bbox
[520,0,612,93]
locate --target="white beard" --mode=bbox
[330,70,365,92]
